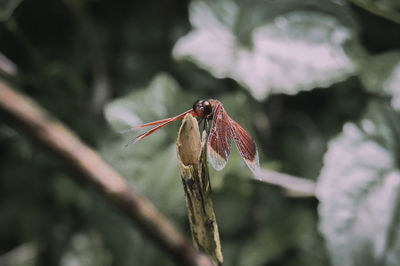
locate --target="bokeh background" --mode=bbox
[1,0,400,265]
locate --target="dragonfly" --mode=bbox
[122,99,260,176]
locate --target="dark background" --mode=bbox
[1,0,400,265]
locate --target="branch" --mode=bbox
[0,242,38,266]
[0,80,213,266]
[257,169,316,197]
[176,115,223,265]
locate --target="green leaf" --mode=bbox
[316,101,400,266]
[360,52,400,111]
[173,0,358,100]
[104,73,189,133]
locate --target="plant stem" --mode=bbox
[177,114,223,266]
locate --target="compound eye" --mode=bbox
[193,99,205,118]
[193,100,202,111]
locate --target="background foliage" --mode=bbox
[1,0,400,265]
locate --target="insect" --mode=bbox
[122,99,260,176]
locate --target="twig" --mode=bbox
[0,242,38,266]
[256,169,316,197]
[176,114,223,266]
[0,53,17,76]
[0,80,213,266]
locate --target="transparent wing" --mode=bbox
[207,104,232,171]
[230,118,260,177]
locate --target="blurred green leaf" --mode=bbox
[361,52,400,110]
[317,101,400,266]
[173,0,358,100]
[104,73,189,132]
